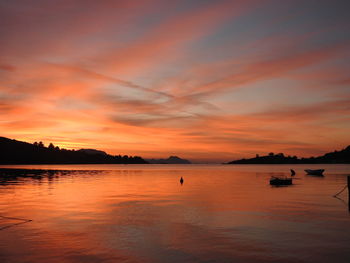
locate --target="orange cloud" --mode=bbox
[186,41,350,97]
[1,0,350,162]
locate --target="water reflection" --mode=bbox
[0,165,349,263]
[0,214,32,231]
[0,168,104,185]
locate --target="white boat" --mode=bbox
[304,169,324,175]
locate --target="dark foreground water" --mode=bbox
[0,164,349,263]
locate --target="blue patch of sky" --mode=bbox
[185,0,350,66]
[295,55,349,73]
[84,0,218,51]
[208,77,333,115]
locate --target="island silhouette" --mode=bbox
[227,146,350,164]
[0,136,147,164]
[146,156,191,164]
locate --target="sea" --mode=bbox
[0,164,349,263]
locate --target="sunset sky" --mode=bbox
[1,0,349,162]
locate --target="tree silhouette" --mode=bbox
[0,136,148,164]
[228,146,350,164]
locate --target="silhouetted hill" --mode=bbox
[227,146,350,164]
[77,149,108,155]
[146,156,191,164]
[0,137,148,164]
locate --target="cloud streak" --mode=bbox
[0,0,350,161]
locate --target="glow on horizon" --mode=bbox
[0,0,349,162]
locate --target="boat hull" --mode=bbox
[304,169,324,176]
[270,177,292,186]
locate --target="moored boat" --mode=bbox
[269,176,293,186]
[304,169,324,176]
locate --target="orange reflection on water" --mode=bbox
[0,164,349,263]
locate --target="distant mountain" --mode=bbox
[227,146,350,164]
[0,136,148,164]
[146,156,191,164]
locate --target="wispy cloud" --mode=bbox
[0,0,349,161]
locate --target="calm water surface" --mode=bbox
[0,164,349,263]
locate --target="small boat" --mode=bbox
[304,169,324,176]
[270,176,293,186]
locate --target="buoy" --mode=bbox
[180,177,184,184]
[290,169,296,176]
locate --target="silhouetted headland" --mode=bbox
[146,156,191,164]
[0,136,148,164]
[227,146,350,164]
